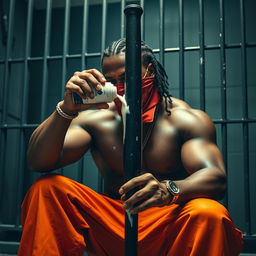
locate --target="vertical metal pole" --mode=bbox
[61,0,70,97]
[81,0,88,71]
[240,0,251,235]
[15,0,34,226]
[219,0,228,208]
[78,0,89,183]
[121,0,126,38]
[140,0,145,41]
[199,0,205,111]
[0,0,15,213]
[59,0,70,176]
[159,0,165,66]
[41,0,52,121]
[179,0,185,100]
[101,0,107,58]
[124,5,143,256]
[97,0,108,193]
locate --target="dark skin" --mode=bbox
[27,53,227,214]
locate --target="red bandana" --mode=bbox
[114,77,160,123]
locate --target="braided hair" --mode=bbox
[102,38,172,115]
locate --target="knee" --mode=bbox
[186,198,229,223]
[30,173,69,194]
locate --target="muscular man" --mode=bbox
[18,39,243,256]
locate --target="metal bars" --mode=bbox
[41,0,52,121]
[0,0,256,253]
[219,0,228,208]
[159,0,165,66]
[240,0,251,235]
[179,0,185,100]
[124,6,143,255]
[0,0,16,227]
[198,0,205,110]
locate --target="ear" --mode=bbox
[148,63,155,76]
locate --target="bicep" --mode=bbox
[181,139,225,175]
[57,125,92,167]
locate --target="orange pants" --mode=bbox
[18,174,243,256]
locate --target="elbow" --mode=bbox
[27,154,55,173]
[27,158,45,172]
[214,172,227,200]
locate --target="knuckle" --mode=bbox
[152,184,158,191]
[66,81,73,88]
[73,71,80,76]
[145,173,153,179]
[135,193,142,199]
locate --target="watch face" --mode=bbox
[169,181,180,194]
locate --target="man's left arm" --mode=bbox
[119,109,226,213]
[174,137,226,202]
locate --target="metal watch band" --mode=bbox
[165,180,180,204]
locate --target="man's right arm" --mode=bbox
[27,109,91,172]
[27,69,107,172]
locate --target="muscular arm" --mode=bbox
[27,110,92,172]
[27,68,108,172]
[119,108,226,213]
[174,109,226,201]
[176,138,226,201]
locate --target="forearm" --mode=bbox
[27,110,72,171]
[174,168,227,203]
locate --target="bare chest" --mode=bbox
[90,118,183,177]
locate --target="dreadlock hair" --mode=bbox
[102,38,172,115]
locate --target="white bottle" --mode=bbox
[72,82,117,104]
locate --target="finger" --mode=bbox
[71,75,95,98]
[122,183,157,210]
[79,70,105,90]
[86,69,106,85]
[66,82,85,99]
[119,173,154,195]
[129,195,162,214]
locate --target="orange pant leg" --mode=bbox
[137,198,243,256]
[18,174,243,256]
[18,174,125,256]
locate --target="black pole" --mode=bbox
[124,4,143,256]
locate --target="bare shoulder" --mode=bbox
[169,97,216,142]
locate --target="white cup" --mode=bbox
[72,82,117,104]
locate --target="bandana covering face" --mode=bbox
[114,77,160,123]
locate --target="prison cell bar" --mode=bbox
[97,0,108,193]
[199,0,205,111]
[77,0,89,184]
[0,0,16,229]
[121,0,126,38]
[140,0,145,41]
[240,0,251,236]
[159,0,165,66]
[14,0,35,228]
[124,4,143,256]
[219,0,228,208]
[179,0,185,100]
[40,0,52,122]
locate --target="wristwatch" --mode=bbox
[165,180,180,204]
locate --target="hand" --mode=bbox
[61,69,109,114]
[119,173,172,214]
